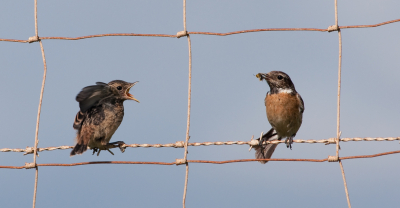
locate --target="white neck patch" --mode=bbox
[278,88,293,94]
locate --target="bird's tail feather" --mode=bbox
[254,128,281,164]
[70,143,88,156]
[255,143,279,164]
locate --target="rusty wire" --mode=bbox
[1,18,400,43]
[188,28,327,35]
[1,150,399,169]
[340,19,400,29]
[41,33,177,40]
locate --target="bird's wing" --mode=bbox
[260,128,280,142]
[73,111,85,130]
[76,82,113,113]
[297,93,305,113]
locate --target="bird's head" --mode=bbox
[108,80,140,103]
[256,71,295,91]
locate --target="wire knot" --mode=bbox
[174,141,185,148]
[25,162,36,169]
[28,36,39,43]
[328,155,339,162]
[175,158,187,165]
[24,146,35,155]
[176,31,188,38]
[325,138,337,145]
[327,25,339,32]
[249,136,260,146]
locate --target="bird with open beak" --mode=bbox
[70,80,139,156]
[254,71,304,163]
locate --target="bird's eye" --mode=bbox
[277,75,283,80]
[117,86,122,90]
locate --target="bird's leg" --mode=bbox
[92,148,99,155]
[106,149,114,155]
[96,149,113,156]
[285,137,293,149]
[96,141,125,156]
[107,141,126,153]
[258,135,267,146]
[258,129,278,146]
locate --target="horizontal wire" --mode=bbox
[189,18,400,36]
[41,33,177,40]
[188,28,327,36]
[340,18,400,29]
[0,18,399,43]
[1,150,399,169]
[1,137,399,154]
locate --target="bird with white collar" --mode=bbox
[254,71,304,164]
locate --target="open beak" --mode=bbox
[125,81,140,103]
[255,73,270,81]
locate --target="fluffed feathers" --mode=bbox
[71,80,139,156]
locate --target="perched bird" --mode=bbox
[70,80,139,156]
[254,71,304,164]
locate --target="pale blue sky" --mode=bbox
[1,1,399,207]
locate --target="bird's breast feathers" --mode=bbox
[81,103,124,145]
[265,92,303,137]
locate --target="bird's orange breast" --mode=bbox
[265,93,302,137]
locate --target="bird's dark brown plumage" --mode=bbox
[70,80,139,156]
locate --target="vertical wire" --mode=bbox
[32,1,47,207]
[183,0,191,163]
[182,35,192,208]
[334,1,351,207]
[183,0,187,32]
[339,160,352,208]
[182,0,191,208]
[32,167,39,208]
[34,0,38,37]
[183,35,192,163]
[32,40,47,208]
[335,0,341,158]
[182,161,190,208]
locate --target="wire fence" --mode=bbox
[1,137,400,155]
[1,1,399,208]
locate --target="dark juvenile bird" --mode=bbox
[254,71,304,164]
[70,80,139,156]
